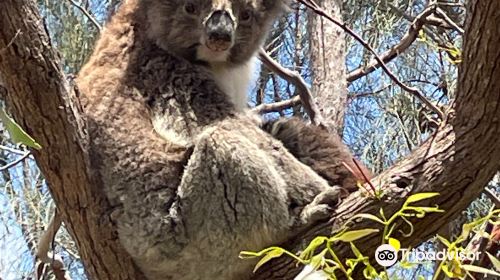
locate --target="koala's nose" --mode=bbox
[205,10,234,47]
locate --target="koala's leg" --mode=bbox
[128,121,342,280]
[263,117,372,193]
[159,122,341,280]
[164,125,293,279]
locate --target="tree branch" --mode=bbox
[346,7,436,82]
[35,210,72,280]
[257,49,324,126]
[0,1,144,279]
[0,151,30,171]
[485,188,500,208]
[253,95,302,114]
[252,0,500,278]
[67,0,102,31]
[435,7,465,34]
[298,0,445,121]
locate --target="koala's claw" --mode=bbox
[299,187,342,226]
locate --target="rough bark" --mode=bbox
[0,1,144,279]
[252,0,500,278]
[308,0,348,131]
[0,0,498,280]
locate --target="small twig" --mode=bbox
[435,7,465,34]
[388,4,453,30]
[352,158,377,195]
[0,145,27,155]
[436,2,465,8]
[67,0,102,31]
[485,188,500,208]
[35,210,72,280]
[298,0,445,121]
[347,7,436,82]
[253,95,301,114]
[0,152,30,171]
[257,48,324,126]
[0,29,21,54]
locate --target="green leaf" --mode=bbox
[486,252,500,272]
[405,193,440,204]
[350,243,363,259]
[363,264,379,280]
[352,213,385,224]
[253,247,284,272]
[0,108,42,150]
[436,235,452,247]
[334,229,379,243]
[309,250,327,270]
[299,236,328,260]
[388,238,401,251]
[379,208,386,220]
[461,264,500,276]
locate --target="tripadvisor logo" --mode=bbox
[375,244,398,267]
[374,244,481,267]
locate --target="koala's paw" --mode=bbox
[299,186,342,227]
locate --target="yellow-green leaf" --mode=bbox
[461,264,500,277]
[486,252,500,272]
[0,108,42,150]
[379,208,386,220]
[350,243,363,259]
[436,235,451,247]
[334,229,378,243]
[405,193,439,204]
[352,213,385,224]
[299,236,328,260]
[252,248,284,272]
[309,251,327,270]
[388,238,401,251]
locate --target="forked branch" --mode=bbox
[297,0,445,121]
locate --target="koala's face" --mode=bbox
[144,0,287,65]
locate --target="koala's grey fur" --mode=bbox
[77,0,359,279]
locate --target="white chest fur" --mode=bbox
[209,57,256,111]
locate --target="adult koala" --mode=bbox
[78,0,359,279]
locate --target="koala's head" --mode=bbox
[144,0,288,65]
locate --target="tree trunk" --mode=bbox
[308,0,348,132]
[0,1,144,279]
[0,0,499,280]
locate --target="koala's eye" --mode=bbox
[239,9,252,22]
[184,2,196,15]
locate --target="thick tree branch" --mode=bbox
[252,0,500,278]
[0,0,144,279]
[1,0,499,280]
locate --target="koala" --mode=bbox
[145,0,284,114]
[77,0,364,279]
